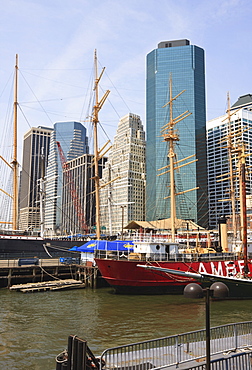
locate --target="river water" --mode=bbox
[1,286,252,370]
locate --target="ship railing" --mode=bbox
[131,233,216,244]
[99,321,252,370]
[94,250,240,263]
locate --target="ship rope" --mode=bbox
[39,265,61,280]
[144,260,195,282]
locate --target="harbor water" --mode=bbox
[1,286,252,370]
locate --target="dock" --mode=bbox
[0,258,106,289]
[9,279,85,293]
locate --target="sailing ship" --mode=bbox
[94,84,252,295]
[132,131,252,299]
[0,55,93,257]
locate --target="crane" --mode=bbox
[56,141,88,234]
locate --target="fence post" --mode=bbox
[175,336,179,365]
[234,324,238,350]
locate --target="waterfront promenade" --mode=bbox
[99,321,252,370]
[56,322,252,369]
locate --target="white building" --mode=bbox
[100,113,146,235]
[207,95,252,229]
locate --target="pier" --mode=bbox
[0,258,103,289]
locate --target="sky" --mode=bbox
[0,0,252,161]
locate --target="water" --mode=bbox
[1,287,252,370]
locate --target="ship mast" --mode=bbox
[92,50,110,240]
[12,54,19,230]
[226,93,237,239]
[159,74,196,242]
[233,142,249,274]
[218,94,243,241]
[39,148,45,238]
[240,144,249,275]
[165,77,178,240]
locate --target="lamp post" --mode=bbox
[184,282,229,370]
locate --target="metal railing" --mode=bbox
[100,321,252,369]
[0,258,81,268]
[186,351,252,370]
[94,249,239,263]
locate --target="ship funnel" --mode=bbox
[218,216,228,252]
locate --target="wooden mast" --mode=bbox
[39,148,45,238]
[92,50,110,240]
[167,77,176,240]
[93,50,100,239]
[159,74,195,242]
[240,144,248,275]
[12,54,19,230]
[226,93,237,239]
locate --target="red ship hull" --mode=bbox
[95,258,250,294]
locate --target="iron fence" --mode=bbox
[100,321,252,369]
[187,351,252,370]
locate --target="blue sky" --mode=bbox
[0,0,251,158]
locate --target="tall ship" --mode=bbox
[0,55,94,257]
[95,81,252,295]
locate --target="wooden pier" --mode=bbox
[0,259,105,289]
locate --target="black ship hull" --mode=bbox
[0,235,85,258]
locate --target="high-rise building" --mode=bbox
[207,94,252,229]
[100,113,146,235]
[146,39,208,227]
[19,126,53,231]
[61,153,107,235]
[44,121,89,236]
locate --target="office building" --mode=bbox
[100,113,146,235]
[207,94,252,229]
[44,121,89,236]
[61,153,107,235]
[146,39,208,227]
[19,126,53,231]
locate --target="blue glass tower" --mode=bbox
[146,40,208,227]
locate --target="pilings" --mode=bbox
[0,261,101,289]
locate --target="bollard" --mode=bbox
[55,350,68,370]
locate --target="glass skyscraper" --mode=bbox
[146,40,208,228]
[44,121,89,235]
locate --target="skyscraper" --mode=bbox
[44,121,89,235]
[100,113,146,235]
[207,94,252,229]
[146,40,208,227]
[62,153,107,235]
[19,126,53,231]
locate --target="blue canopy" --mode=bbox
[68,246,80,251]
[70,240,133,253]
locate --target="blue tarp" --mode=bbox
[68,246,80,251]
[69,240,133,253]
